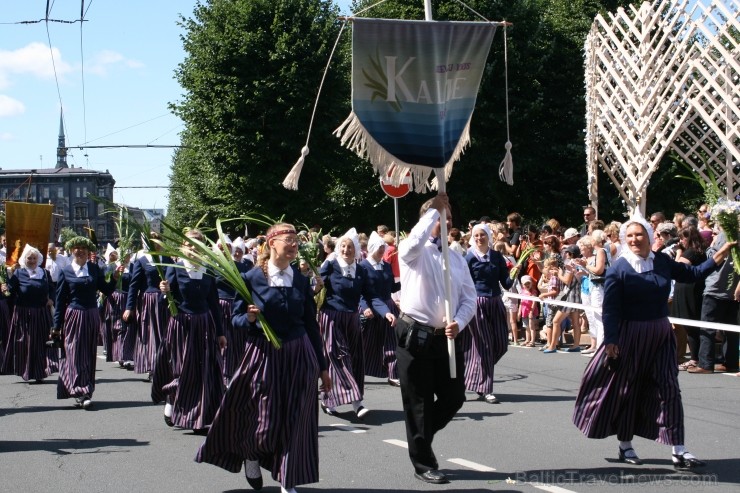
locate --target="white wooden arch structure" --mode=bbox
[585,0,739,215]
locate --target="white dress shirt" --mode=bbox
[45,254,71,283]
[336,257,357,278]
[398,208,477,330]
[70,261,90,278]
[267,261,293,287]
[621,249,655,273]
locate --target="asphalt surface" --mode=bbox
[1,343,739,493]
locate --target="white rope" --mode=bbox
[504,291,740,333]
[498,23,514,186]
[282,20,348,190]
[351,0,392,18]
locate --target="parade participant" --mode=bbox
[572,213,735,471]
[153,229,226,433]
[54,236,120,409]
[461,223,514,404]
[195,223,331,493]
[395,193,476,484]
[123,232,171,380]
[213,235,253,386]
[100,246,119,362]
[319,228,395,418]
[108,252,135,369]
[3,245,54,382]
[359,231,401,386]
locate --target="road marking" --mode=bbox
[330,424,366,434]
[532,485,577,493]
[447,458,496,471]
[383,439,408,448]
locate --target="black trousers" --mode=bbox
[699,296,740,371]
[395,317,466,473]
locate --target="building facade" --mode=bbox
[0,112,117,245]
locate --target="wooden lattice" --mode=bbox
[585,0,740,214]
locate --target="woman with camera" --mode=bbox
[2,245,54,382]
[54,236,121,409]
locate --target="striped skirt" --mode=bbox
[460,295,508,395]
[11,306,53,381]
[219,298,245,384]
[100,297,114,362]
[361,298,399,379]
[134,291,168,374]
[57,307,100,399]
[0,298,13,374]
[151,312,224,430]
[195,335,321,489]
[572,318,684,445]
[108,291,135,363]
[319,308,363,408]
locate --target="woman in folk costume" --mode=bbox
[109,250,135,369]
[123,232,172,380]
[196,223,331,493]
[460,223,514,404]
[213,235,253,386]
[153,228,226,434]
[0,264,11,374]
[55,236,121,408]
[2,244,54,382]
[572,213,735,471]
[359,231,401,386]
[318,228,396,418]
[99,244,119,362]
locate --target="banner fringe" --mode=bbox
[498,140,513,185]
[334,112,472,193]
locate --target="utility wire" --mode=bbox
[79,0,88,145]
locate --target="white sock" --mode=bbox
[164,403,173,418]
[352,400,363,412]
[619,440,633,451]
[672,445,686,456]
[280,488,297,493]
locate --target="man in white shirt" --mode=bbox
[45,243,71,284]
[395,193,476,485]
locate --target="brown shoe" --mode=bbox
[715,364,739,373]
[687,367,713,374]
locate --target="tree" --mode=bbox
[168,0,395,236]
[59,227,78,248]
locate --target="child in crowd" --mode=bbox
[518,275,539,347]
[495,241,519,344]
[538,258,562,348]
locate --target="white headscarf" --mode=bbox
[232,236,245,253]
[619,211,654,246]
[367,231,385,255]
[19,244,44,277]
[471,223,493,254]
[213,235,233,254]
[104,243,117,263]
[619,211,655,270]
[337,227,361,263]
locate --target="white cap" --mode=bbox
[564,228,579,240]
[521,275,533,285]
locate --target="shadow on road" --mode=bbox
[0,438,150,455]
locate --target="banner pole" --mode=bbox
[423,0,456,378]
[393,198,400,239]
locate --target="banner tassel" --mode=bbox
[498,141,513,185]
[282,146,309,190]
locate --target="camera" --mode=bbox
[46,328,63,349]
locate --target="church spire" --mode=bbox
[56,109,68,169]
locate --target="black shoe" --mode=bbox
[320,403,335,416]
[673,453,706,471]
[414,470,448,484]
[244,459,263,490]
[164,415,174,427]
[388,378,401,387]
[618,447,643,465]
[192,428,209,436]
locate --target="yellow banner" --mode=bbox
[5,201,54,265]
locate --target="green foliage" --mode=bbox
[59,227,78,248]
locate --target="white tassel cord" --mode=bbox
[497,23,514,185]
[282,21,347,191]
[334,112,473,193]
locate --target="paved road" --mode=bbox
[2,345,739,492]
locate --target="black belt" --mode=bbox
[400,313,446,336]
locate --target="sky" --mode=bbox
[0,0,353,214]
